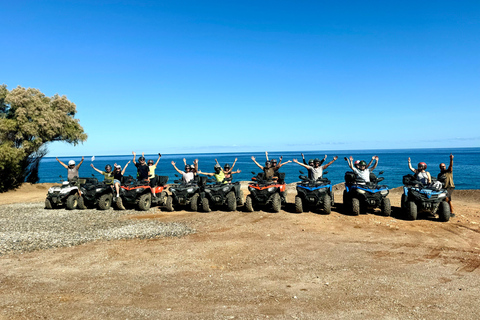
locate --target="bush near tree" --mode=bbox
[0,84,87,192]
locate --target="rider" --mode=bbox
[251,156,291,180]
[111,161,131,199]
[172,161,195,183]
[198,164,227,183]
[346,156,379,183]
[293,156,339,180]
[90,163,115,185]
[438,154,455,216]
[408,157,431,185]
[132,151,150,181]
[147,153,162,180]
[223,163,241,180]
[56,156,85,181]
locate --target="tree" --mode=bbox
[0,85,87,192]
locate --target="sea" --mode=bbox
[39,148,480,190]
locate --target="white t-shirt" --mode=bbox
[416,171,429,185]
[181,171,194,183]
[352,168,371,183]
[307,165,324,180]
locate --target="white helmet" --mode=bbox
[68,160,76,166]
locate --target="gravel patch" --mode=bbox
[0,203,194,255]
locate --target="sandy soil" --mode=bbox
[1,183,480,319]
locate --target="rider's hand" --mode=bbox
[333,156,338,160]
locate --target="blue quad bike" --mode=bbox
[401,174,450,222]
[294,170,334,214]
[343,171,391,216]
[199,177,244,212]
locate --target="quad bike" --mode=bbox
[45,176,95,210]
[77,176,118,210]
[200,177,244,212]
[401,174,450,222]
[343,171,391,216]
[245,172,286,213]
[164,175,201,212]
[118,175,169,211]
[295,170,334,214]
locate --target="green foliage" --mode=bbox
[0,85,87,192]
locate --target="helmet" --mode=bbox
[308,159,314,165]
[265,161,271,167]
[418,162,427,170]
[185,165,190,170]
[354,160,360,165]
[147,160,154,165]
[105,164,112,171]
[214,164,221,173]
[224,163,230,169]
[313,158,321,164]
[271,159,277,164]
[139,156,145,161]
[359,160,367,167]
[68,160,75,166]
[115,165,122,170]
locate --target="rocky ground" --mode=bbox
[0,183,479,319]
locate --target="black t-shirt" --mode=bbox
[113,171,123,181]
[135,163,149,180]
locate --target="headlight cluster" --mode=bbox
[380,190,388,196]
[96,188,103,192]
[438,193,446,199]
[205,189,211,193]
[222,186,230,192]
[267,187,275,192]
[187,188,194,193]
[357,189,366,194]
[170,188,176,192]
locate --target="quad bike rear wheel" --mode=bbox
[115,197,126,210]
[351,197,360,216]
[190,193,199,211]
[406,201,417,220]
[77,196,87,210]
[98,194,113,210]
[202,197,211,212]
[45,198,53,209]
[245,195,254,212]
[226,191,237,211]
[271,193,281,213]
[66,194,78,210]
[138,193,151,211]
[295,196,303,213]
[381,198,391,216]
[438,201,450,222]
[323,194,332,214]
[165,195,174,212]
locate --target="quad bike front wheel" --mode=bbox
[226,191,237,211]
[271,193,281,213]
[45,198,53,209]
[115,197,126,210]
[438,201,450,222]
[77,196,87,210]
[190,193,199,212]
[406,201,417,220]
[66,194,78,210]
[245,195,254,212]
[381,198,391,217]
[138,193,151,211]
[322,194,332,214]
[202,197,211,212]
[295,196,303,213]
[98,194,113,210]
[165,195,174,212]
[351,197,360,216]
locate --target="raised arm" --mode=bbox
[132,151,137,165]
[121,161,131,175]
[370,156,379,171]
[301,153,307,165]
[278,156,283,165]
[366,155,375,169]
[90,163,103,174]
[265,151,269,161]
[277,160,292,168]
[293,158,310,169]
[251,156,263,170]
[230,158,238,171]
[408,157,416,173]
[154,153,162,166]
[319,154,327,166]
[194,159,198,173]
[322,156,338,169]
[56,157,68,169]
[230,169,241,175]
[447,154,453,172]
[346,156,354,170]
[171,161,182,174]
[76,156,85,169]
[197,171,214,176]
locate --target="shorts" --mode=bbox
[446,187,455,200]
[113,179,121,185]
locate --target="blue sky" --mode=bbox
[3,1,479,156]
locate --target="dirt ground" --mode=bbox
[1,183,480,319]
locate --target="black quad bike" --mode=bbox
[77,176,118,210]
[200,177,244,212]
[343,171,391,216]
[45,176,95,210]
[295,170,334,214]
[118,175,169,211]
[165,175,201,212]
[401,174,450,222]
[245,172,286,213]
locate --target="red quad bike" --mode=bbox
[118,175,169,211]
[245,172,286,213]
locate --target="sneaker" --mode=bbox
[450,213,456,218]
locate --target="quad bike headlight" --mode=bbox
[380,190,388,196]
[438,193,446,199]
[187,188,194,193]
[267,187,275,192]
[357,189,366,194]
[136,188,143,192]
[222,186,230,192]
[170,188,175,192]
[96,188,103,192]
[205,189,211,193]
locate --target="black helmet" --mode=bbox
[105,164,112,171]
[224,163,230,169]
[313,158,321,164]
[271,158,277,164]
[265,161,271,167]
[308,159,314,165]
[139,156,145,161]
[147,159,154,165]
[359,160,367,167]
[185,165,190,170]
